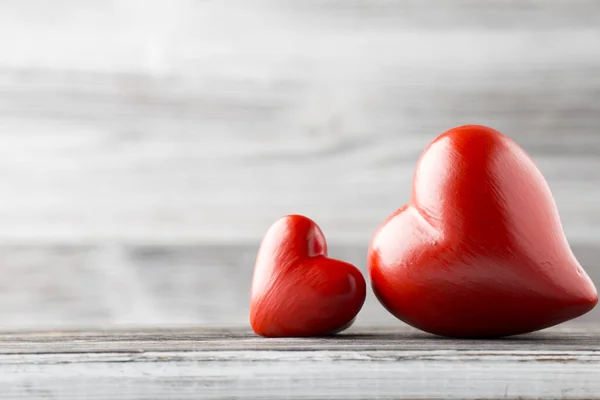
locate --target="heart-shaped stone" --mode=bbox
[368,125,598,338]
[251,215,366,337]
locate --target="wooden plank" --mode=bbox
[0,326,599,353]
[0,244,597,330]
[0,327,599,399]
[0,0,599,243]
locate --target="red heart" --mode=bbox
[368,125,598,338]
[250,215,366,337]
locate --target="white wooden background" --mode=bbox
[0,0,599,329]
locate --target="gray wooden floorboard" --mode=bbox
[0,326,598,353]
[0,327,598,400]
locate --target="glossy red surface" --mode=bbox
[368,125,598,338]
[250,215,366,337]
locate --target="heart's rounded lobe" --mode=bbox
[369,125,598,338]
[251,215,366,337]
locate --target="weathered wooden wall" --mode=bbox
[0,0,599,328]
[0,244,599,330]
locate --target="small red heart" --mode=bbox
[250,215,366,337]
[369,125,598,338]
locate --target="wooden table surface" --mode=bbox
[1,326,599,399]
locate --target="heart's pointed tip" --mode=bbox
[546,282,598,327]
[571,266,598,310]
[325,317,357,335]
[249,316,357,338]
[574,284,599,314]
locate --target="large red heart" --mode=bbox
[250,215,366,337]
[368,125,598,338]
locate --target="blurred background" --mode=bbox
[0,0,599,330]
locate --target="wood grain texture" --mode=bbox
[0,244,598,330]
[0,0,599,244]
[0,327,599,399]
